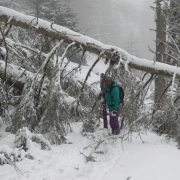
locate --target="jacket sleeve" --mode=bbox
[111,86,120,110]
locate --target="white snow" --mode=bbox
[0,5,180,180]
[0,122,180,180]
[61,53,107,86]
[0,51,180,180]
[1,6,180,80]
[0,60,34,84]
[0,33,179,179]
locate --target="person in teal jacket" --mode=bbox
[105,76,121,135]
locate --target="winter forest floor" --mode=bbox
[0,121,180,180]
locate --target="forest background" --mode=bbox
[0,1,180,178]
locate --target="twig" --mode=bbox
[76,52,104,112]
[69,48,82,58]
[165,30,180,55]
[83,133,126,151]
[121,74,155,129]
[0,24,12,46]
[174,95,180,104]
[0,26,9,97]
[59,42,75,66]
[7,44,36,72]
[142,72,149,81]
[33,41,64,83]
[151,79,173,122]
[4,155,24,175]
[7,38,54,92]
[157,79,172,104]
[148,46,156,54]
[165,52,180,63]
[138,132,145,144]
[7,56,37,92]
[35,69,46,107]
[62,66,79,80]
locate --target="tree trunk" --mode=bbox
[0,60,34,90]
[155,0,166,109]
[0,6,180,80]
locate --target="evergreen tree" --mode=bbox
[124,32,140,57]
[166,0,180,66]
[30,0,78,31]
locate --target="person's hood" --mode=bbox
[106,81,117,91]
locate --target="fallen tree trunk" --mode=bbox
[0,6,180,79]
[0,60,34,90]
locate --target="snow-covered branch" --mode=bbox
[0,6,180,79]
[0,60,35,90]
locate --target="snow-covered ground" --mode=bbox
[0,121,180,180]
[0,52,179,180]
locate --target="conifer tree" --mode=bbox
[30,0,78,31]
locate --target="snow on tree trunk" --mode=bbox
[0,60,34,90]
[0,6,180,79]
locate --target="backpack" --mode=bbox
[107,84,125,106]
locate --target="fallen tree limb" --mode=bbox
[0,6,180,79]
[0,60,34,90]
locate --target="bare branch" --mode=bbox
[0,26,8,96]
[76,52,104,111]
[1,6,180,79]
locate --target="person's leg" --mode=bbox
[109,108,120,134]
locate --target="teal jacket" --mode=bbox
[105,81,121,111]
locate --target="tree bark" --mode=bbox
[0,6,180,80]
[155,0,166,109]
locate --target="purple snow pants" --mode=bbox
[109,108,120,134]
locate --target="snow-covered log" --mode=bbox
[0,6,180,79]
[0,60,34,90]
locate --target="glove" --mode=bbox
[100,97,104,103]
[111,110,117,117]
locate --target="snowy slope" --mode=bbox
[0,122,180,180]
[0,50,179,180]
[0,38,179,179]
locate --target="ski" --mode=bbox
[100,73,108,128]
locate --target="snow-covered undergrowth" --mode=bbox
[0,127,51,166]
[0,121,180,180]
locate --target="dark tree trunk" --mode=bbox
[0,60,34,90]
[155,0,166,109]
[0,6,180,81]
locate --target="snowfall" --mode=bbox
[0,54,180,180]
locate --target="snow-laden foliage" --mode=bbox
[37,0,78,31]
[0,145,33,165]
[15,127,51,151]
[0,126,51,166]
[0,79,7,118]
[6,39,98,144]
[11,90,40,133]
[0,3,180,152]
[152,99,180,141]
[0,3,99,145]
[81,117,97,133]
[0,79,11,124]
[109,63,150,131]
